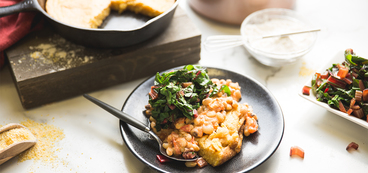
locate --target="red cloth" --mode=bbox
[0,0,44,70]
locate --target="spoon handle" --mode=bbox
[83,94,150,132]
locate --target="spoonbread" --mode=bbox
[46,0,175,29]
[195,99,252,167]
[146,76,259,167]
[46,0,111,28]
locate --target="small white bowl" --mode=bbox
[241,8,318,67]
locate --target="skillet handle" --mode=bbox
[0,0,37,18]
[83,94,151,133]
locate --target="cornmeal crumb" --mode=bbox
[0,127,35,150]
[18,119,65,163]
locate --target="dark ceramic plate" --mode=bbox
[119,66,284,173]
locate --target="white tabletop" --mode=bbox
[1,0,367,172]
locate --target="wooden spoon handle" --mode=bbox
[0,141,36,165]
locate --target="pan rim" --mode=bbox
[36,0,181,32]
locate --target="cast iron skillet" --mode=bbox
[0,0,180,48]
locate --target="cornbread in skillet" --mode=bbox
[46,0,111,28]
[46,0,175,29]
[110,0,130,14]
[126,0,176,17]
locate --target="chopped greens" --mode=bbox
[309,49,368,122]
[219,85,231,96]
[148,65,222,131]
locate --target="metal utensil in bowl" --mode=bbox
[83,94,198,162]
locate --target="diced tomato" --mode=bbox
[180,125,192,133]
[156,155,171,163]
[346,109,353,115]
[193,109,198,118]
[321,71,329,79]
[168,104,176,110]
[324,88,329,93]
[338,101,347,113]
[346,142,359,151]
[290,146,305,159]
[363,89,368,101]
[302,86,311,95]
[327,76,347,88]
[161,119,167,124]
[149,86,159,100]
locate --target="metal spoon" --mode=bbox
[83,94,198,162]
[0,123,37,165]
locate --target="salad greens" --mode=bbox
[310,49,368,122]
[148,65,230,131]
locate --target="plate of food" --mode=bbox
[299,49,368,129]
[119,65,284,172]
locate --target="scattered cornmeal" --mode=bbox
[17,119,65,163]
[0,127,36,150]
[299,62,315,77]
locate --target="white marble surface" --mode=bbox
[1,0,368,172]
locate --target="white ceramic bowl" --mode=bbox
[241,8,318,67]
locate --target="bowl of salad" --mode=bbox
[299,48,368,129]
